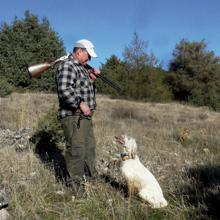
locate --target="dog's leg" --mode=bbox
[127,180,135,200]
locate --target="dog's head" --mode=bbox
[115,135,137,160]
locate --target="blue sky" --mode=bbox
[0,0,220,69]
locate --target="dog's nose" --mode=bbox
[121,152,128,158]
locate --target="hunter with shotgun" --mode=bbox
[55,39,99,194]
[28,39,121,195]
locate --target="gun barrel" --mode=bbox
[84,64,121,92]
[95,73,121,92]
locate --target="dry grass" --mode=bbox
[0,92,220,219]
[0,92,57,130]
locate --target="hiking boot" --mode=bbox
[65,180,87,199]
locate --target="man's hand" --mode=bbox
[89,67,101,81]
[79,101,92,116]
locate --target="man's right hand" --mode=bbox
[79,102,92,116]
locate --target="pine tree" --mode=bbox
[0,11,65,92]
[168,39,220,110]
[98,33,172,102]
[123,32,158,70]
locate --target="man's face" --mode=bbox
[78,48,91,65]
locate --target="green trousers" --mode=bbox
[61,115,97,182]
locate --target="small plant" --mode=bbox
[174,128,192,146]
[0,78,14,97]
[33,107,64,145]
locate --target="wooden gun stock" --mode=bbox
[28,54,70,78]
[28,63,52,78]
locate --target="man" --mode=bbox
[55,39,100,191]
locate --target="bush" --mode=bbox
[168,39,220,111]
[30,107,66,181]
[31,107,64,148]
[0,77,15,97]
[98,56,173,102]
[189,87,220,111]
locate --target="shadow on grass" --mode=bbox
[100,174,128,197]
[185,165,220,219]
[30,131,70,184]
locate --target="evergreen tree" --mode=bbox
[0,11,65,92]
[97,55,127,97]
[121,32,172,101]
[123,32,158,70]
[98,34,172,102]
[168,39,220,110]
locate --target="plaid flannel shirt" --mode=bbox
[55,58,96,119]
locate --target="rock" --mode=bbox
[54,190,65,196]
[0,188,8,210]
[0,127,32,150]
[0,209,11,220]
[14,134,22,140]
[203,148,209,153]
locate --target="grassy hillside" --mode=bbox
[0,93,219,219]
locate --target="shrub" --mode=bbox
[168,39,220,111]
[189,87,220,111]
[31,107,64,147]
[0,77,15,97]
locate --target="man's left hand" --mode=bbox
[89,68,101,81]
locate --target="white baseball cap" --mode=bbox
[74,39,97,58]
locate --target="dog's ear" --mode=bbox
[131,149,137,159]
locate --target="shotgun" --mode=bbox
[28,54,121,92]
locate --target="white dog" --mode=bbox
[115,135,168,208]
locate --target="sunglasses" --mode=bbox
[82,48,91,61]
